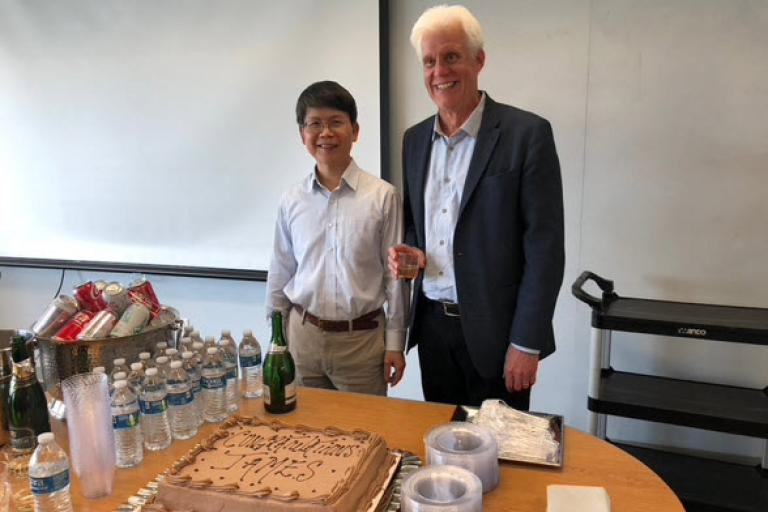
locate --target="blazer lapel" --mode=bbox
[408,119,433,247]
[459,97,501,216]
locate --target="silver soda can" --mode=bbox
[149,305,179,328]
[103,282,131,315]
[77,309,118,340]
[110,303,151,337]
[31,295,79,337]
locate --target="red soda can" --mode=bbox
[128,278,161,316]
[77,310,118,340]
[54,311,95,342]
[103,282,131,315]
[73,281,108,312]
[31,295,79,337]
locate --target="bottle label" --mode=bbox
[262,385,270,404]
[139,398,168,415]
[113,411,140,430]
[239,355,261,368]
[167,390,194,407]
[192,380,201,396]
[269,345,287,354]
[225,368,237,381]
[30,469,70,495]
[9,427,36,452]
[201,375,225,389]
[285,381,297,405]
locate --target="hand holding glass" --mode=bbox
[398,252,420,280]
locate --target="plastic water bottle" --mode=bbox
[178,336,193,354]
[110,358,129,382]
[127,363,144,393]
[219,329,236,347]
[138,352,153,371]
[153,342,168,360]
[110,380,144,468]
[181,351,203,426]
[92,366,106,376]
[165,348,180,362]
[155,356,170,379]
[192,341,205,365]
[111,371,127,393]
[219,339,239,413]
[202,335,217,353]
[200,347,227,423]
[28,432,73,512]
[239,329,263,398]
[166,361,198,440]
[139,368,172,451]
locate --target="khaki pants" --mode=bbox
[287,307,387,396]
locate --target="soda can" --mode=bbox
[77,310,118,340]
[110,303,151,337]
[31,295,79,337]
[54,311,95,342]
[73,281,108,312]
[149,305,179,328]
[128,278,161,316]
[103,282,131,315]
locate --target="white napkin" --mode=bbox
[547,485,611,512]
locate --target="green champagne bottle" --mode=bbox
[10,333,29,364]
[262,311,296,414]
[7,358,50,473]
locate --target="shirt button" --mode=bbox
[448,146,454,152]
[438,271,444,276]
[439,240,445,245]
[442,208,447,214]
[444,177,450,183]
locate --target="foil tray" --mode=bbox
[452,405,565,468]
[114,450,422,512]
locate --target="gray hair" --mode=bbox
[410,4,484,61]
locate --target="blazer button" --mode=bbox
[457,252,464,257]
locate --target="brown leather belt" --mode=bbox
[294,305,382,332]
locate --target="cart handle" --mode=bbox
[571,271,617,310]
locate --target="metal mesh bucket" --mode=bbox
[35,323,179,418]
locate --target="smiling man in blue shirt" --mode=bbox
[267,81,408,396]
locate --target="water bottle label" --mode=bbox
[139,398,168,415]
[30,469,70,495]
[192,381,201,395]
[201,375,225,389]
[226,368,237,381]
[168,390,194,406]
[113,411,140,430]
[239,355,261,368]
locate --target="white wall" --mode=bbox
[1,0,767,464]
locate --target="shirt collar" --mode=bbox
[308,158,361,193]
[432,92,486,141]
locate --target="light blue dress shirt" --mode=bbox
[266,160,407,351]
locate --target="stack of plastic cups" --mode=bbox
[401,466,482,512]
[424,422,499,493]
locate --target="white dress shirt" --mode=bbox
[266,159,407,351]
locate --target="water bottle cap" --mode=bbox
[157,342,168,348]
[114,380,128,389]
[139,352,151,360]
[146,368,159,376]
[113,358,126,366]
[206,347,218,355]
[181,351,194,359]
[243,329,253,336]
[220,339,230,346]
[166,348,178,355]
[130,362,143,370]
[222,329,231,336]
[37,432,55,445]
[156,356,169,364]
[92,366,106,374]
[192,342,204,349]
[170,361,182,369]
[205,336,215,343]
[113,371,127,381]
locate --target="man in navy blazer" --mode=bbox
[389,5,564,409]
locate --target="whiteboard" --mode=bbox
[0,0,381,272]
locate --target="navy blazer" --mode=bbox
[402,95,565,379]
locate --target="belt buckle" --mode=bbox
[442,302,460,317]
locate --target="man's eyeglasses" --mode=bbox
[302,119,348,134]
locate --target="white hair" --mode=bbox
[410,4,484,61]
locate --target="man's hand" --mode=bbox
[504,347,539,392]
[384,350,406,386]
[387,244,427,280]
